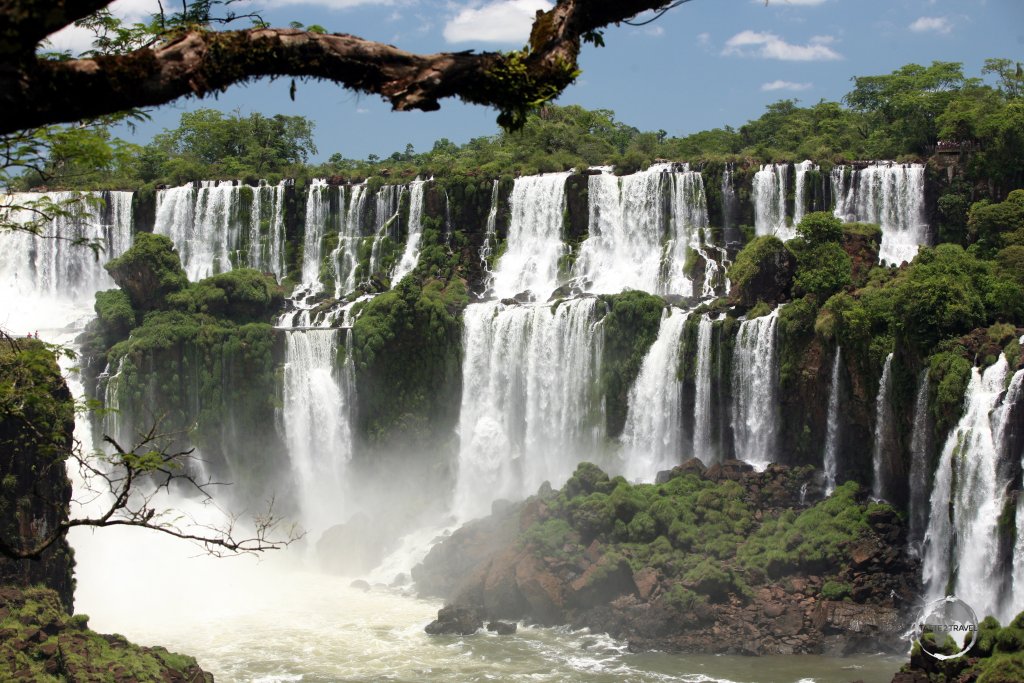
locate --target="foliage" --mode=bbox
[104,233,189,312]
[522,463,886,606]
[597,291,665,438]
[166,268,284,323]
[728,235,793,306]
[0,586,209,681]
[0,340,74,467]
[351,277,468,444]
[796,212,844,245]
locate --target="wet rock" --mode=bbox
[349,579,371,592]
[486,621,518,635]
[424,605,483,636]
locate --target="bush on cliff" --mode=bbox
[728,235,795,306]
[104,233,189,312]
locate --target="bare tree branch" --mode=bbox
[0,0,690,134]
[1,412,303,561]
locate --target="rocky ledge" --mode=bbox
[414,459,920,655]
[0,586,213,682]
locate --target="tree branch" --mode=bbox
[0,0,116,59]
[0,0,687,134]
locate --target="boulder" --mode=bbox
[486,621,518,635]
[424,606,483,636]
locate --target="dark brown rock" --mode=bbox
[425,605,483,636]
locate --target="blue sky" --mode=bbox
[49,0,1024,162]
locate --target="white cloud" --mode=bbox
[644,25,665,38]
[444,0,553,44]
[696,32,711,47]
[755,0,827,4]
[261,0,397,8]
[722,30,842,61]
[909,16,952,34]
[761,80,812,91]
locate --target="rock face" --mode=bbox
[0,340,76,612]
[0,586,214,682]
[424,605,483,636]
[415,462,920,655]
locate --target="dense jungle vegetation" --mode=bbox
[8,58,1022,196]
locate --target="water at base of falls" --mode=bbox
[70,523,902,683]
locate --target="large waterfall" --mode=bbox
[753,163,792,241]
[490,172,569,301]
[281,329,355,534]
[731,309,780,469]
[793,160,818,227]
[572,164,712,297]
[0,191,134,328]
[453,298,604,521]
[922,357,1024,623]
[831,163,928,266]
[620,307,689,479]
[155,180,286,280]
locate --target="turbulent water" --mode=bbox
[831,163,928,266]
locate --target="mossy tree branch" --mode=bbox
[0,0,692,134]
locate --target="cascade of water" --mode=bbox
[367,184,405,282]
[753,164,792,240]
[391,179,426,285]
[793,160,818,227]
[872,353,896,500]
[155,181,288,280]
[479,179,500,294]
[453,298,604,521]
[692,314,717,465]
[823,347,842,495]
[246,181,288,280]
[0,191,134,319]
[730,308,780,469]
[620,307,690,480]
[281,329,354,534]
[831,163,928,266]
[667,168,713,298]
[491,172,569,301]
[300,179,330,291]
[923,357,1019,622]
[333,184,366,298]
[907,369,932,548]
[721,164,739,241]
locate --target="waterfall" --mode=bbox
[907,369,933,549]
[490,172,569,301]
[793,160,818,227]
[721,164,739,242]
[730,308,780,469]
[753,164,792,241]
[831,163,928,266]
[281,329,354,534]
[872,353,896,501]
[155,181,287,281]
[453,298,604,521]
[922,357,1020,622]
[391,179,426,285]
[0,191,134,320]
[571,164,713,298]
[367,184,404,283]
[823,347,842,495]
[479,179,500,294]
[692,314,717,465]
[620,307,690,480]
[333,184,366,298]
[300,179,330,292]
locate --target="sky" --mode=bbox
[47,0,1024,162]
